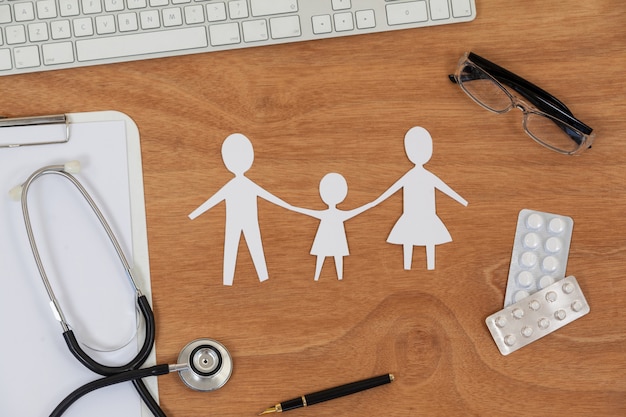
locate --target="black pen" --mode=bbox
[259,373,394,415]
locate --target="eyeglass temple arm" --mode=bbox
[449,55,593,136]
[448,63,574,119]
[465,53,573,115]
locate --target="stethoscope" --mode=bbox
[11,161,233,417]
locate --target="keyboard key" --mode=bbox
[208,22,240,46]
[332,0,351,11]
[269,15,300,39]
[28,23,49,41]
[163,7,183,26]
[81,0,102,14]
[6,25,27,44]
[312,15,332,34]
[356,9,375,29]
[128,0,148,10]
[51,20,72,39]
[242,19,268,42]
[140,10,160,29]
[14,45,40,68]
[118,13,139,31]
[96,15,116,33]
[76,27,208,61]
[184,5,205,24]
[250,0,297,17]
[73,17,94,37]
[14,2,35,22]
[228,1,248,19]
[451,0,472,17]
[0,49,12,70]
[37,1,58,19]
[104,0,124,12]
[60,0,80,17]
[43,42,74,65]
[0,5,11,24]
[429,0,450,20]
[334,12,353,32]
[206,2,227,22]
[386,1,428,25]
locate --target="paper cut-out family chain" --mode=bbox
[189,127,468,286]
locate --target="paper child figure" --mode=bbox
[373,126,468,270]
[290,173,373,281]
[189,133,292,286]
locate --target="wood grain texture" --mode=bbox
[2,1,625,415]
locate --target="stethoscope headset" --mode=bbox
[11,161,233,417]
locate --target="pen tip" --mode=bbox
[258,407,277,415]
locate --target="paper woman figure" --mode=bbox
[290,173,373,281]
[373,126,468,270]
[188,133,292,286]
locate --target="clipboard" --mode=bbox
[0,111,156,417]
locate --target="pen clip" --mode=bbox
[0,114,69,148]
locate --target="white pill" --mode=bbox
[537,318,550,329]
[517,271,534,287]
[548,217,565,234]
[555,309,567,320]
[495,316,507,328]
[539,275,555,289]
[562,282,575,294]
[571,300,584,312]
[513,290,529,303]
[545,237,562,253]
[542,256,559,273]
[512,308,525,319]
[545,291,558,302]
[529,300,541,311]
[504,334,517,346]
[521,326,533,338]
[526,213,544,230]
[523,232,541,249]
[520,252,538,268]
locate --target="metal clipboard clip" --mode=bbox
[0,114,70,148]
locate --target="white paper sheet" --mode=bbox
[0,114,150,417]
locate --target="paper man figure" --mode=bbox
[290,173,373,281]
[189,133,292,286]
[373,126,468,271]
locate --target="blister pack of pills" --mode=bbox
[503,209,574,307]
[486,276,589,355]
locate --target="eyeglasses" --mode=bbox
[449,52,595,155]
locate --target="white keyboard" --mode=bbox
[0,0,476,76]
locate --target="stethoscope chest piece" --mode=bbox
[178,338,233,392]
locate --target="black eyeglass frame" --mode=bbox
[449,52,594,154]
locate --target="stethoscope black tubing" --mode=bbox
[133,378,167,417]
[62,295,155,375]
[50,364,171,417]
[57,294,166,417]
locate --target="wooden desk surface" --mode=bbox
[3,1,625,416]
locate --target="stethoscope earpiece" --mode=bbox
[177,338,233,392]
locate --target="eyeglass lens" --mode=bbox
[457,61,587,154]
[458,64,512,113]
[524,112,583,153]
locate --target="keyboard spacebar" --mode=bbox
[76,27,208,62]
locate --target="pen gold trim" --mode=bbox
[259,373,394,415]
